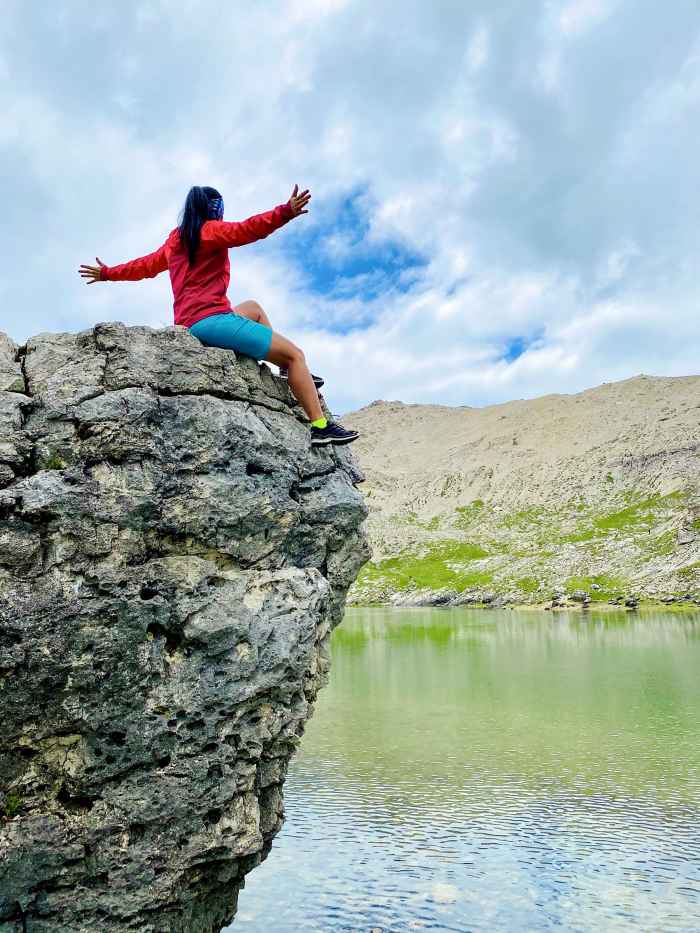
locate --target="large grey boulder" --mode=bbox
[0,323,369,932]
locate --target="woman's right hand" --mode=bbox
[288,184,311,217]
[79,257,107,284]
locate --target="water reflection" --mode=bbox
[229,608,700,932]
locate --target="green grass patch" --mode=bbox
[515,576,540,594]
[595,493,685,532]
[678,562,700,579]
[394,511,442,531]
[593,504,654,533]
[564,574,626,601]
[357,540,492,592]
[454,499,485,528]
[2,792,21,818]
[561,528,598,544]
[646,530,677,557]
[500,507,547,529]
[43,452,66,470]
[562,491,689,544]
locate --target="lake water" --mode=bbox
[227,607,700,932]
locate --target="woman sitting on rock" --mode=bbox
[78,184,358,447]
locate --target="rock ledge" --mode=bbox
[0,323,369,932]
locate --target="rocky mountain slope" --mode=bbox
[0,323,368,932]
[343,375,699,608]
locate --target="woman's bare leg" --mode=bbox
[264,332,324,422]
[234,301,324,422]
[233,299,272,328]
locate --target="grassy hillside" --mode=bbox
[343,375,700,608]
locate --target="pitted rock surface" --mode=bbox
[0,323,369,932]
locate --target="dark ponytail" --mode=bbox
[178,185,223,267]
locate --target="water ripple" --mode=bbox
[230,608,700,933]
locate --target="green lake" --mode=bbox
[228,607,700,932]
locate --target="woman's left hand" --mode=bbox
[79,257,107,284]
[288,184,311,217]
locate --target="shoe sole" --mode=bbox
[311,434,359,446]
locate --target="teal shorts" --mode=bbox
[188,311,273,360]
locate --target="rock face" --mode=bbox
[0,323,369,932]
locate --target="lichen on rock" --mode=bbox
[0,322,369,932]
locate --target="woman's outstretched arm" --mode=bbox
[203,185,311,248]
[79,242,168,284]
[79,187,309,280]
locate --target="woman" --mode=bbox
[78,184,358,447]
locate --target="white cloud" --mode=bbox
[467,24,490,73]
[596,240,642,287]
[0,0,698,416]
[558,0,615,36]
[319,231,356,263]
[287,0,351,24]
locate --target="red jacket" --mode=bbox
[100,201,295,328]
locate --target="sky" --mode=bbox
[1,0,699,414]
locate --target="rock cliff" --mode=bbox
[0,323,369,931]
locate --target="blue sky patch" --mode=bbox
[501,330,544,363]
[278,185,429,333]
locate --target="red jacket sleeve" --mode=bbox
[202,202,294,248]
[100,242,169,281]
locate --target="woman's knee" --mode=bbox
[237,299,265,321]
[266,332,306,367]
[288,344,305,366]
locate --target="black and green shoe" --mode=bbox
[311,421,359,446]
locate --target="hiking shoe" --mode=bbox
[311,421,359,446]
[279,367,325,389]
